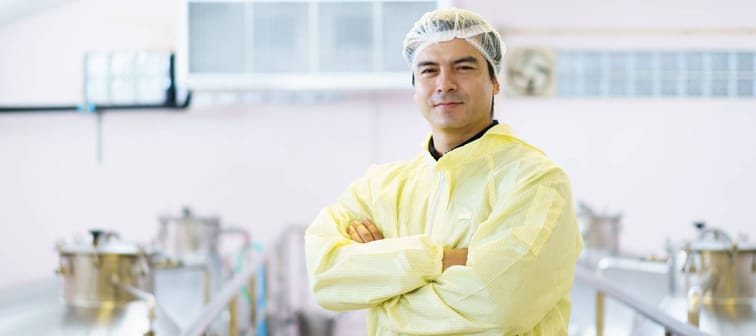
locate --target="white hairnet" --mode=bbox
[403,8,504,77]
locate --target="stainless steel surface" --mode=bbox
[56,230,157,308]
[597,257,670,276]
[158,207,251,266]
[268,226,334,336]
[181,255,260,336]
[577,202,622,267]
[675,245,756,300]
[35,228,231,335]
[571,257,673,336]
[0,267,223,335]
[599,257,672,335]
[157,207,250,310]
[573,265,711,336]
[0,280,180,336]
[662,295,756,335]
[158,207,222,266]
[116,281,160,335]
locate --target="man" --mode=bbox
[305,8,583,336]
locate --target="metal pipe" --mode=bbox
[248,277,257,327]
[114,281,157,336]
[0,105,81,112]
[596,291,605,336]
[499,27,756,36]
[687,288,702,327]
[1,53,191,114]
[595,257,667,336]
[687,269,718,327]
[204,266,211,305]
[0,93,192,113]
[229,296,238,336]
[574,265,711,336]
[597,256,669,275]
[181,259,259,336]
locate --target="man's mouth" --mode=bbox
[434,102,463,108]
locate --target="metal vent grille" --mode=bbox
[382,2,434,72]
[318,2,373,72]
[183,0,437,90]
[555,50,756,98]
[253,3,309,73]
[188,2,246,73]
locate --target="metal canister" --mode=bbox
[577,202,622,267]
[56,230,157,308]
[653,223,756,334]
[157,207,223,266]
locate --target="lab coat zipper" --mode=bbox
[425,170,446,240]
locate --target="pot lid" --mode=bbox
[57,230,154,255]
[672,222,756,252]
[159,207,220,225]
[687,240,756,252]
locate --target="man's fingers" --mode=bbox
[347,224,364,243]
[347,219,383,243]
[363,220,384,240]
[356,224,374,242]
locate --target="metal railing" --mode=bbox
[181,257,260,336]
[574,264,710,336]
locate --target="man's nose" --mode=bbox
[436,70,457,92]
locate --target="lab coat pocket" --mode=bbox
[511,185,564,256]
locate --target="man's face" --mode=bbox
[413,38,500,136]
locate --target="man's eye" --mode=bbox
[420,68,437,74]
[458,65,474,71]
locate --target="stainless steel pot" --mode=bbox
[577,202,621,267]
[55,230,157,308]
[157,207,249,266]
[668,223,756,300]
[658,223,756,334]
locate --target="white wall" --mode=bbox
[1,0,755,288]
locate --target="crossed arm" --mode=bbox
[305,170,581,334]
[346,218,468,272]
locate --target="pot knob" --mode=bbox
[693,221,705,230]
[182,206,192,218]
[90,229,105,246]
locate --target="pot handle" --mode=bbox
[220,226,255,272]
[693,222,737,259]
[686,268,718,327]
[113,279,179,335]
[220,226,251,246]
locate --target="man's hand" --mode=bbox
[347,219,384,243]
[442,248,468,272]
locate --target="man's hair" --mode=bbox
[403,10,504,78]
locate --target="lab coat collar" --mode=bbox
[421,123,544,168]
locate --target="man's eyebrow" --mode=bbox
[453,56,479,64]
[416,61,438,68]
[416,56,480,69]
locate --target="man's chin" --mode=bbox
[430,119,465,130]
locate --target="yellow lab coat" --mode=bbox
[305,123,583,335]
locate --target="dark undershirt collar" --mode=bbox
[428,120,499,161]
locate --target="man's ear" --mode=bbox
[492,76,500,95]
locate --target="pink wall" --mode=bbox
[1,0,756,288]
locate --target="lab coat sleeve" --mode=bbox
[305,172,444,312]
[375,168,583,335]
